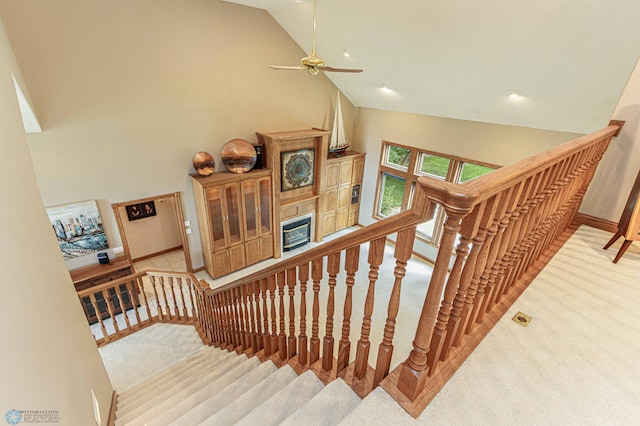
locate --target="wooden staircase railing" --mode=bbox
[77,270,204,346]
[192,123,621,417]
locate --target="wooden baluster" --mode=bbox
[223,291,232,347]
[298,262,310,367]
[481,186,519,320]
[354,237,385,379]
[261,278,272,356]
[103,288,120,334]
[238,286,249,351]
[150,276,163,320]
[215,293,224,346]
[499,182,535,298]
[160,276,172,320]
[113,282,132,331]
[428,224,472,371]
[454,196,499,346]
[397,212,466,400]
[513,170,552,283]
[250,281,261,352]
[186,277,197,320]
[440,203,486,360]
[268,275,279,356]
[244,284,254,351]
[337,246,360,374]
[287,268,297,360]
[468,189,511,328]
[310,258,323,364]
[484,193,520,313]
[216,293,226,348]
[88,292,109,342]
[168,277,180,320]
[322,252,341,372]
[136,276,153,323]
[501,177,539,295]
[203,290,213,343]
[125,278,142,327]
[231,288,242,350]
[374,227,416,389]
[177,277,188,320]
[277,271,288,360]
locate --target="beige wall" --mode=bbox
[0,0,354,270]
[118,196,182,260]
[582,58,640,222]
[0,15,113,425]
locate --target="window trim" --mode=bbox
[373,140,501,247]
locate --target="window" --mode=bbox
[378,173,406,216]
[374,141,499,246]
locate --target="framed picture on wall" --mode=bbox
[46,200,109,259]
[281,148,315,192]
[126,201,156,221]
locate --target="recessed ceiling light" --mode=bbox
[509,89,523,99]
[380,84,393,93]
[343,49,350,57]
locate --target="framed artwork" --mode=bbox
[281,148,315,192]
[46,200,109,259]
[126,201,156,221]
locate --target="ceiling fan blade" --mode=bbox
[269,65,307,71]
[317,66,363,73]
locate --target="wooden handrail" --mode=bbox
[418,125,620,206]
[87,123,621,418]
[214,195,435,295]
[189,122,620,416]
[77,270,205,346]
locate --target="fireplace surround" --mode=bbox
[282,215,312,252]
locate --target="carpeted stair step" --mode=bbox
[116,348,229,415]
[117,346,220,403]
[149,359,279,425]
[280,377,362,426]
[337,387,414,426]
[232,370,325,426]
[129,355,263,426]
[116,351,247,425]
[197,364,300,426]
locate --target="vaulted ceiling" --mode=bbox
[224,0,640,134]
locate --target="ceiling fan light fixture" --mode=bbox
[268,0,363,75]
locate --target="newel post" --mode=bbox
[397,204,474,401]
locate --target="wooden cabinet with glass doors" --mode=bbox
[192,169,276,278]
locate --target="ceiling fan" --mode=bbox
[269,0,363,75]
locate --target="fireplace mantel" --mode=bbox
[256,129,330,251]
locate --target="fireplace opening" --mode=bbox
[282,216,312,252]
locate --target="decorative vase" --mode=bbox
[193,151,215,176]
[221,139,257,173]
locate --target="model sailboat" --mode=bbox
[329,92,350,156]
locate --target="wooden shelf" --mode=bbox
[70,256,131,286]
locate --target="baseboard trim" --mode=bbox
[131,245,183,263]
[107,390,117,426]
[574,213,617,233]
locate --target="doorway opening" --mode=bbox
[111,192,193,273]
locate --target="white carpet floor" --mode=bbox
[100,225,640,425]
